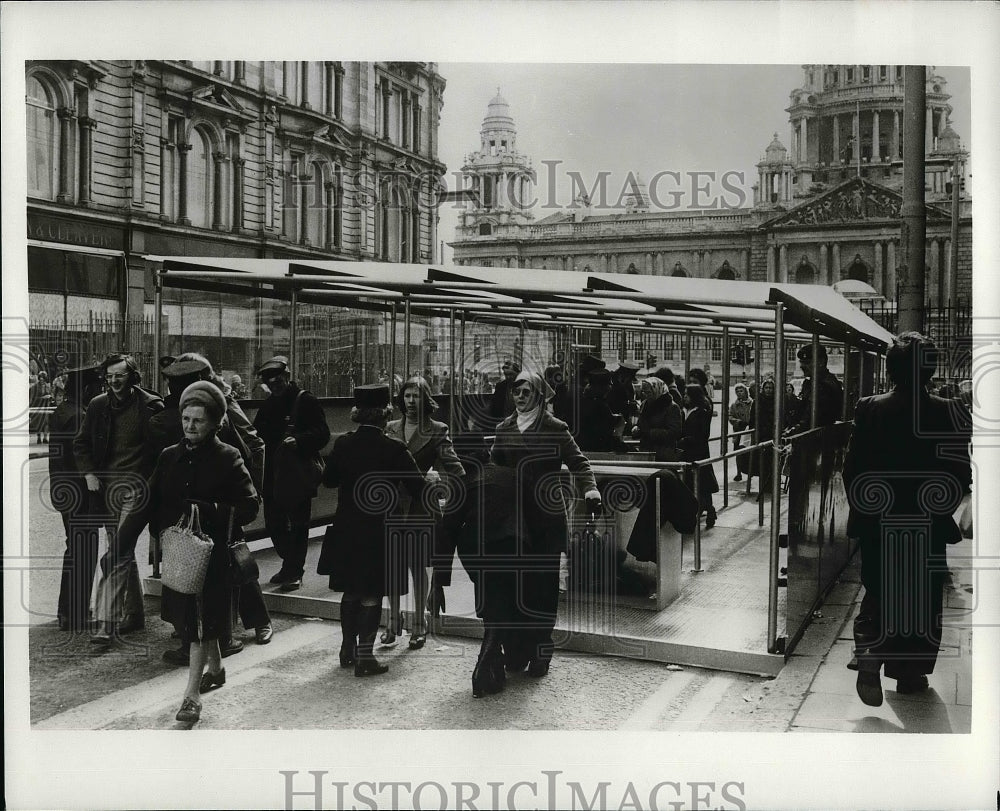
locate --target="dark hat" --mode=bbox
[353,384,390,408]
[797,344,828,361]
[179,380,227,423]
[579,354,606,374]
[158,355,177,371]
[161,357,209,379]
[256,355,289,377]
[63,364,102,387]
[587,368,612,385]
[615,360,640,376]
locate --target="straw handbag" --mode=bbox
[160,503,215,595]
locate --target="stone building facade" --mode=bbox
[26,60,446,322]
[451,66,972,313]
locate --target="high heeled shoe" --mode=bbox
[379,612,403,645]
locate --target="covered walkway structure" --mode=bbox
[143,258,894,675]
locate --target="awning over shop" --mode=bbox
[146,258,895,352]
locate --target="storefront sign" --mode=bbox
[27,214,123,251]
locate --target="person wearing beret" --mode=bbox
[114,381,260,724]
[383,376,466,648]
[488,370,602,678]
[317,385,426,677]
[150,355,272,665]
[252,356,330,592]
[49,364,104,632]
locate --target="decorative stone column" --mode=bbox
[232,157,245,231]
[852,112,860,164]
[928,238,940,303]
[57,107,75,203]
[819,244,828,285]
[177,143,191,225]
[325,63,335,115]
[704,250,712,276]
[212,151,226,229]
[324,181,335,248]
[892,110,900,159]
[831,243,841,283]
[832,114,840,162]
[766,245,776,283]
[886,241,896,297]
[872,110,880,161]
[801,116,808,163]
[78,117,96,206]
[779,244,788,283]
[873,241,883,294]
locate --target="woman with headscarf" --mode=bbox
[115,381,259,724]
[632,376,683,462]
[728,383,753,481]
[677,383,719,528]
[487,370,602,679]
[382,376,465,648]
[748,377,780,495]
[317,385,425,677]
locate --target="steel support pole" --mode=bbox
[388,302,397,394]
[692,464,703,572]
[810,334,820,429]
[899,65,927,333]
[767,305,786,653]
[449,307,456,435]
[151,270,163,579]
[754,336,762,523]
[684,329,692,382]
[721,326,731,508]
[459,311,466,426]
[289,287,298,380]
[403,298,412,380]
[842,341,851,422]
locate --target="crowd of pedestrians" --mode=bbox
[42,327,972,722]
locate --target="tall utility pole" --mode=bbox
[898,65,926,333]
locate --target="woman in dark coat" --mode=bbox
[677,383,719,528]
[632,376,683,462]
[317,385,425,676]
[486,371,601,681]
[116,381,259,724]
[748,377,783,494]
[383,376,465,648]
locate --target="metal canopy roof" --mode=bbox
[149,258,894,352]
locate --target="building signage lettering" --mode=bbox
[28,220,119,249]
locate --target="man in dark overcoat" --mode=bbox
[252,356,330,591]
[843,332,972,706]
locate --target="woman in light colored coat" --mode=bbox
[383,376,465,648]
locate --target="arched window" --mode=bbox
[795,258,816,284]
[26,76,60,199]
[847,255,869,283]
[717,260,736,280]
[188,128,213,228]
[305,159,326,246]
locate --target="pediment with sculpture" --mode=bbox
[767,178,949,228]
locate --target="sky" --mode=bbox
[434,63,972,263]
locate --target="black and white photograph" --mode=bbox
[3,2,999,809]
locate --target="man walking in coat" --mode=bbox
[843,332,972,706]
[253,356,330,591]
[788,344,844,433]
[74,353,165,645]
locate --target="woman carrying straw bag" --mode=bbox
[117,381,259,724]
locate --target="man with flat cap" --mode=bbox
[49,363,105,632]
[253,356,330,591]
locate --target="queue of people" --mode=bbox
[47,334,963,719]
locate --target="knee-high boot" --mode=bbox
[355,605,389,677]
[339,600,360,668]
[472,626,506,697]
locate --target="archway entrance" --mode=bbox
[847,253,869,284]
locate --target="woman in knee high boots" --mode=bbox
[317,384,426,677]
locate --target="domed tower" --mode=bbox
[784,64,958,200]
[754,133,794,208]
[456,90,535,239]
